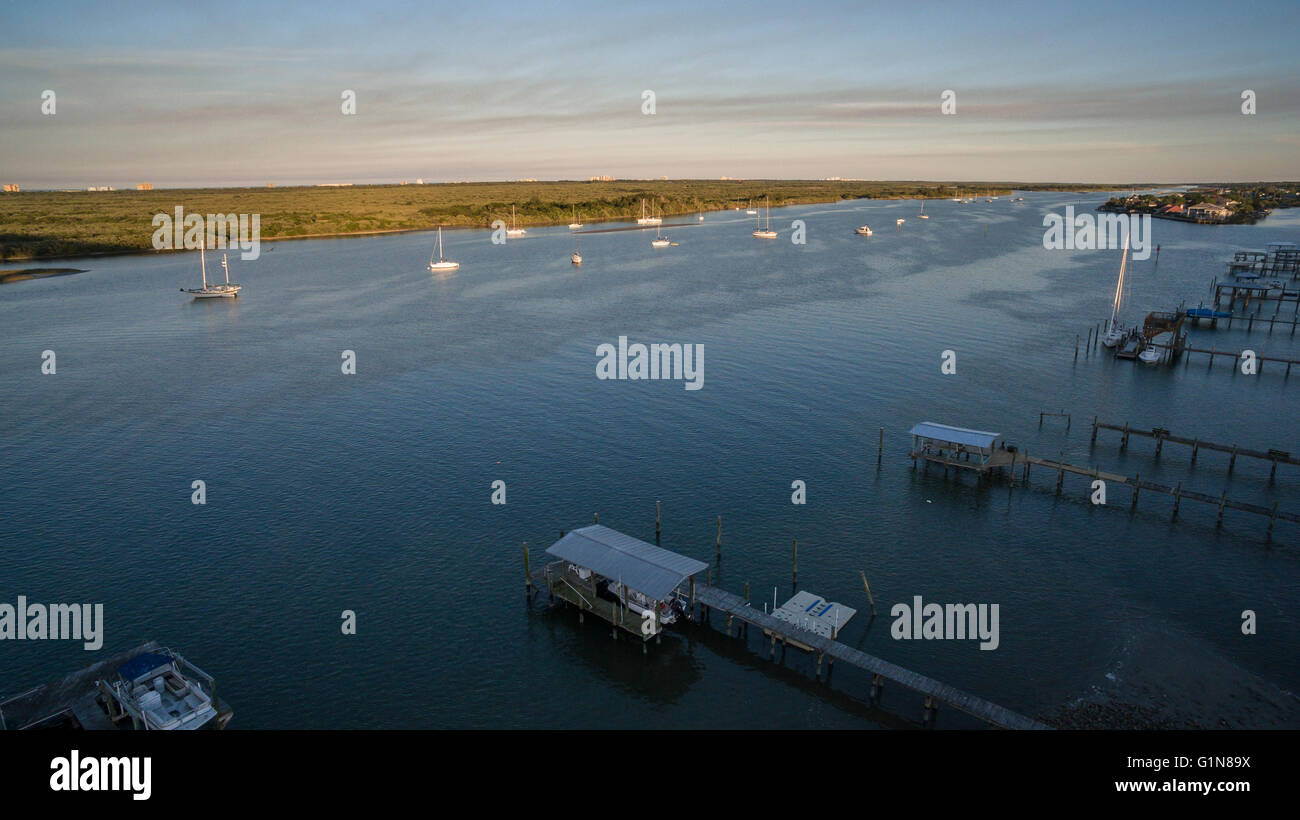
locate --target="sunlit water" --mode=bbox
[2,193,1297,728]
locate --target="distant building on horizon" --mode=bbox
[136,182,153,190]
[589,175,616,182]
[2,183,18,192]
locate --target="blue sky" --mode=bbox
[1,0,1297,187]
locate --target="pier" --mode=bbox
[692,584,1048,730]
[910,420,1297,541]
[1091,418,1297,478]
[528,520,1048,728]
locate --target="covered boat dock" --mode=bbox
[538,525,708,650]
[909,421,1015,474]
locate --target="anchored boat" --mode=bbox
[428,227,459,271]
[1101,236,1132,348]
[180,238,241,298]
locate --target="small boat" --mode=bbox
[605,580,678,625]
[918,201,929,219]
[752,197,777,238]
[571,237,582,265]
[568,205,583,230]
[635,198,662,226]
[180,238,241,298]
[428,227,459,271]
[855,225,873,236]
[651,225,671,247]
[896,217,905,227]
[1138,345,1162,365]
[745,199,758,215]
[104,649,219,730]
[1101,237,1131,348]
[507,205,526,237]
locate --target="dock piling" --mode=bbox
[860,570,877,616]
[716,515,723,564]
[655,501,661,542]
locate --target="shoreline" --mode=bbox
[0,181,1122,263]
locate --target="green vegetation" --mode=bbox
[1100,183,1300,224]
[2,179,1123,261]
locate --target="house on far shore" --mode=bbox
[1188,202,1231,223]
[1157,203,1186,216]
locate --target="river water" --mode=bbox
[2,192,1296,728]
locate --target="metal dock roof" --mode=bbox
[546,525,708,601]
[910,422,1001,449]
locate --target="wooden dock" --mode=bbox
[1091,418,1297,478]
[1010,453,1298,540]
[692,585,1049,730]
[1144,341,1300,376]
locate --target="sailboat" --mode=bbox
[855,225,873,236]
[752,197,777,238]
[636,198,661,226]
[745,199,758,216]
[918,201,929,219]
[568,205,583,230]
[571,236,583,265]
[180,237,241,298]
[428,227,459,271]
[651,224,671,247]
[507,205,526,237]
[896,217,905,228]
[1101,236,1131,348]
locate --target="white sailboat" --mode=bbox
[1101,236,1132,348]
[896,217,905,227]
[745,199,758,215]
[918,201,929,219]
[855,225,873,236]
[636,198,661,226]
[507,205,526,237]
[180,237,241,298]
[568,205,583,230]
[651,224,671,247]
[428,227,459,271]
[571,237,583,265]
[752,197,777,238]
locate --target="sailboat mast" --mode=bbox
[1110,237,1130,329]
[222,254,230,284]
[199,237,208,289]
[437,227,443,260]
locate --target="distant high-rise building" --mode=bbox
[2,183,19,192]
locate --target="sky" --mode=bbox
[1,0,1297,188]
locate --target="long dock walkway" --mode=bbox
[1091,419,1297,475]
[692,585,1049,730]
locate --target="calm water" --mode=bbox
[2,193,1297,728]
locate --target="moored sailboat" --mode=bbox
[180,238,241,298]
[428,227,459,271]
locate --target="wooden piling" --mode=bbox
[1229,445,1238,474]
[1130,474,1140,512]
[522,542,533,596]
[655,501,661,541]
[1269,503,1279,542]
[716,515,723,563]
[877,427,884,465]
[860,570,877,616]
[593,512,599,524]
[1217,491,1228,527]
